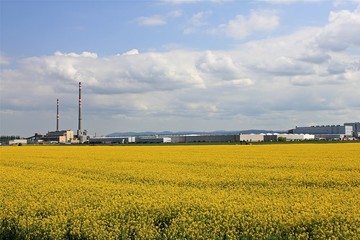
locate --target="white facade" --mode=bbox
[277,134,315,141]
[240,134,264,142]
[9,139,27,145]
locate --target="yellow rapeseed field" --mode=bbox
[0,143,359,239]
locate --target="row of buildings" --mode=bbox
[88,133,315,144]
[87,122,359,144]
[5,122,359,145]
[3,122,359,146]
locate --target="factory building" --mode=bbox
[42,130,74,143]
[88,133,318,144]
[263,134,278,142]
[239,134,264,142]
[170,134,239,143]
[89,137,135,144]
[135,136,171,144]
[238,133,315,142]
[289,124,354,140]
[276,134,315,141]
[88,136,172,144]
[8,139,28,145]
[344,122,360,137]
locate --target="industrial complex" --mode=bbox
[1,81,359,145]
[25,82,88,145]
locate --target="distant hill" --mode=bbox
[107,130,286,137]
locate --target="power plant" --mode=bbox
[26,82,87,144]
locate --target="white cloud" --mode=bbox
[316,8,360,51]
[136,10,182,27]
[333,0,360,7]
[214,10,279,39]
[184,11,212,34]
[160,0,232,4]
[196,50,247,82]
[167,10,183,18]
[136,15,166,26]
[160,0,202,3]
[0,55,10,65]
[120,49,139,56]
[54,51,98,58]
[258,0,323,4]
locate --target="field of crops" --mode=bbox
[1,143,359,239]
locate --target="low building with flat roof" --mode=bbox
[42,130,74,143]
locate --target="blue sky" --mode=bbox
[1,0,360,136]
[1,0,335,56]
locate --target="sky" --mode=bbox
[1,0,360,137]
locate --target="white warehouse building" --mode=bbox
[239,134,264,142]
[276,134,315,141]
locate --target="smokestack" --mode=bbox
[78,82,82,132]
[56,99,59,131]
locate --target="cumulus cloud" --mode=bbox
[196,51,246,82]
[297,50,331,64]
[316,8,360,51]
[255,56,315,76]
[213,10,279,39]
[120,49,139,56]
[54,51,98,58]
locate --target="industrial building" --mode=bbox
[41,130,74,143]
[344,122,360,137]
[89,136,171,144]
[87,133,318,144]
[34,82,88,144]
[240,134,265,142]
[89,134,240,144]
[276,134,315,141]
[135,136,171,144]
[170,134,240,143]
[89,137,135,144]
[289,123,357,140]
[239,133,315,142]
[8,139,27,145]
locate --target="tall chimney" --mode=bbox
[78,82,82,132]
[56,99,59,131]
